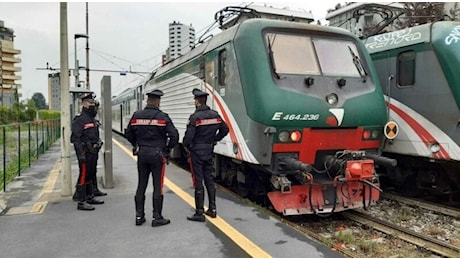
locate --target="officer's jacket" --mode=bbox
[183,105,229,151]
[125,105,179,154]
[70,110,100,159]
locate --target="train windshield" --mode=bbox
[266,32,363,78]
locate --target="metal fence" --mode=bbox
[0,120,60,191]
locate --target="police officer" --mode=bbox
[72,99,107,201]
[184,88,229,222]
[70,92,104,211]
[125,89,179,227]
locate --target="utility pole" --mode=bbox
[85,2,90,90]
[60,2,72,196]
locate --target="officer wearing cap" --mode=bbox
[72,99,107,201]
[125,89,179,227]
[70,92,104,211]
[184,88,229,222]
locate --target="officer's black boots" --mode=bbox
[187,189,205,222]
[135,195,146,226]
[205,185,217,218]
[205,209,217,218]
[152,195,170,227]
[187,212,205,222]
[92,176,107,197]
[85,182,104,205]
[76,184,95,211]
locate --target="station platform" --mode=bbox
[0,136,343,258]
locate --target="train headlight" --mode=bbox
[325,93,338,105]
[290,130,302,142]
[430,142,440,153]
[279,131,290,142]
[371,130,379,139]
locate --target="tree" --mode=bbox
[396,2,445,29]
[31,92,48,109]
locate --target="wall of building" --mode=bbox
[167,21,195,62]
[0,20,21,108]
[48,73,60,111]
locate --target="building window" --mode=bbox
[397,51,415,87]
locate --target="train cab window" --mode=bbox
[313,39,362,77]
[218,49,227,86]
[397,51,415,87]
[265,33,320,75]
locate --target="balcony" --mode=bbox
[1,56,21,63]
[1,64,21,72]
[0,47,21,55]
[1,74,21,80]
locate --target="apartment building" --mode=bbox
[0,20,21,108]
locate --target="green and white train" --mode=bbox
[113,18,396,215]
[363,21,460,196]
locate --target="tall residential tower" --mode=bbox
[0,20,21,108]
[164,21,195,63]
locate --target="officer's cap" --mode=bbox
[146,89,164,98]
[192,88,209,99]
[81,92,96,103]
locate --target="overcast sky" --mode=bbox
[0,1,338,102]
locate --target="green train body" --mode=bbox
[115,18,393,215]
[363,21,460,195]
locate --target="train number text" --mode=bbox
[272,112,320,121]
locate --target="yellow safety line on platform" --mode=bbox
[113,138,271,258]
[5,158,60,215]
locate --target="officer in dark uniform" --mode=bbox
[72,99,107,201]
[70,92,104,211]
[184,88,229,222]
[125,89,179,227]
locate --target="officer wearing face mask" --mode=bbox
[70,92,104,211]
[72,99,107,201]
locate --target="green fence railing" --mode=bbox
[0,119,61,191]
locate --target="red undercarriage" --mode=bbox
[268,128,381,215]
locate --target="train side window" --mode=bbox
[218,49,227,86]
[397,51,415,87]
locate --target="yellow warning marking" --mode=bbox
[113,138,271,258]
[5,159,61,215]
[6,201,48,216]
[38,159,62,199]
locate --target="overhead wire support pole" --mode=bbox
[60,2,73,197]
[86,2,90,90]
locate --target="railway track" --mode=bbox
[381,192,460,218]
[343,210,460,258]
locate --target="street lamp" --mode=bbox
[74,33,89,88]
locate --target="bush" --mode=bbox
[0,106,60,124]
[38,110,60,120]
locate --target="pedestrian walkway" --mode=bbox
[0,138,342,258]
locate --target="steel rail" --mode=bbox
[343,210,460,258]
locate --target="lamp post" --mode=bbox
[74,33,88,88]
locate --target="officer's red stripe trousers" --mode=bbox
[79,162,87,185]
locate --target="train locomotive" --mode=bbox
[113,17,396,215]
[363,21,460,197]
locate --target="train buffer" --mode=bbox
[0,139,342,258]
